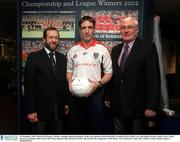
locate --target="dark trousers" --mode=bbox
[31,120,63,134]
[67,89,104,134]
[113,115,146,134]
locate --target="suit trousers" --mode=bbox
[67,88,104,134]
[113,115,146,134]
[31,120,63,134]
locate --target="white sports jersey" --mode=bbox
[67,39,112,82]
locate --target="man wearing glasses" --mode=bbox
[105,17,160,134]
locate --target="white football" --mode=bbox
[71,77,92,97]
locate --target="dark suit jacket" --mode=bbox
[24,48,68,121]
[106,38,160,117]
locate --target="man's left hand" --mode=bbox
[144,109,156,117]
[64,105,69,115]
[86,81,100,97]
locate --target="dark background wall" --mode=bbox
[0,1,16,36]
[155,0,180,40]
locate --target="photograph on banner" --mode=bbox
[22,12,75,38]
[101,40,122,52]
[81,10,138,40]
[22,40,75,67]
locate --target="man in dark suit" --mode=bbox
[24,27,69,134]
[105,17,160,134]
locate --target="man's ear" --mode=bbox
[135,27,139,34]
[79,31,82,38]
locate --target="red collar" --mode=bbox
[79,39,97,49]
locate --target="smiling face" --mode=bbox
[43,29,59,51]
[120,18,138,44]
[80,20,95,43]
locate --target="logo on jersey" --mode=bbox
[73,54,77,59]
[0,135,3,140]
[93,52,99,59]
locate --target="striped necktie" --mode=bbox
[119,44,129,73]
[49,52,56,76]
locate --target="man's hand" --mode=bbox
[68,80,74,96]
[104,100,111,108]
[144,109,156,117]
[86,81,100,97]
[27,112,39,123]
[68,81,73,93]
[65,105,69,115]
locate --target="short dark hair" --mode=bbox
[79,16,96,28]
[43,27,59,39]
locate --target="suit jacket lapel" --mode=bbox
[41,48,56,78]
[113,44,123,73]
[55,51,60,76]
[124,38,139,72]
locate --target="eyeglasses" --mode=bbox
[121,25,136,30]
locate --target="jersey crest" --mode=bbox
[93,52,99,59]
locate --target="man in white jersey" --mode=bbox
[66,16,112,134]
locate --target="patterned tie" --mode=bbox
[49,52,56,76]
[119,44,129,73]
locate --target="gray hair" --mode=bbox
[122,17,138,27]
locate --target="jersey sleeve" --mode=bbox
[102,47,113,74]
[66,49,73,73]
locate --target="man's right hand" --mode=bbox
[27,112,39,123]
[104,100,111,108]
[69,81,72,93]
